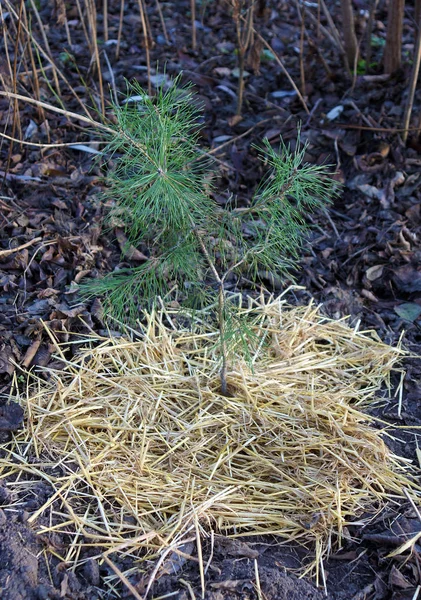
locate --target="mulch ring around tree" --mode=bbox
[1,296,419,599]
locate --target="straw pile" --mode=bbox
[1,296,417,587]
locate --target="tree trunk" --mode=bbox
[341,0,358,69]
[384,0,405,73]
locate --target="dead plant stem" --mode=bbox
[402,10,421,142]
[155,0,169,45]
[116,0,125,59]
[246,19,309,114]
[138,0,152,97]
[8,0,24,170]
[191,0,197,50]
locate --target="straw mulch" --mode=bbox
[1,296,418,588]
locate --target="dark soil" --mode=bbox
[1,0,421,598]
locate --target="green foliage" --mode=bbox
[357,59,378,74]
[82,76,339,336]
[233,136,338,281]
[101,77,213,246]
[371,35,386,48]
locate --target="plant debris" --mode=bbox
[1,296,417,594]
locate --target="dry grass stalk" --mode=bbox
[295,0,307,99]
[85,0,105,115]
[231,0,255,116]
[103,0,109,43]
[2,0,112,119]
[1,297,418,591]
[75,0,93,57]
[20,1,45,122]
[247,20,309,114]
[319,0,347,69]
[402,9,421,142]
[138,0,153,97]
[155,0,170,46]
[191,0,197,50]
[2,0,94,118]
[27,0,61,94]
[116,0,126,60]
[7,0,24,162]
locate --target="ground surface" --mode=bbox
[1,0,421,598]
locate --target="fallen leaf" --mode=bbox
[357,184,385,201]
[91,297,104,322]
[37,288,60,299]
[32,345,51,367]
[391,171,405,186]
[213,67,231,77]
[394,303,421,322]
[393,265,421,293]
[366,264,384,281]
[361,289,378,302]
[247,38,263,74]
[115,229,148,261]
[69,144,103,155]
[326,105,344,120]
[52,303,86,318]
[0,345,14,376]
[378,141,391,158]
[211,580,250,590]
[271,90,297,98]
[231,67,250,79]
[388,565,413,589]
[22,339,41,368]
[405,203,421,223]
[217,537,259,559]
[24,119,38,140]
[213,135,233,143]
[74,270,92,283]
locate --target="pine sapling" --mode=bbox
[82,76,339,394]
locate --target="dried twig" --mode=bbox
[0,237,42,258]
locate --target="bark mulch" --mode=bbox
[1,1,421,598]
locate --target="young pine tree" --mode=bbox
[82,76,339,394]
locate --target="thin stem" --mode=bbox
[191,0,196,50]
[116,0,125,59]
[191,222,228,396]
[218,283,228,396]
[7,0,24,172]
[87,0,105,115]
[402,10,421,142]
[297,0,306,98]
[245,19,309,114]
[103,0,108,42]
[138,0,152,97]
[155,0,169,45]
[236,50,246,116]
